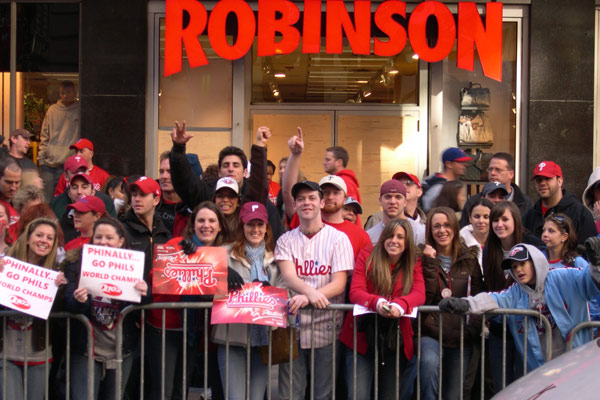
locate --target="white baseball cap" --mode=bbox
[318,175,347,194]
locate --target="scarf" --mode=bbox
[245,241,269,346]
[191,233,206,247]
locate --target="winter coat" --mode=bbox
[421,244,483,347]
[459,183,533,228]
[523,190,597,245]
[466,244,600,372]
[459,225,484,271]
[420,174,447,212]
[211,243,280,347]
[339,248,426,359]
[169,142,283,240]
[582,167,600,222]
[38,100,80,167]
[64,248,145,357]
[120,209,171,280]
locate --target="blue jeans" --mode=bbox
[69,352,134,400]
[488,332,524,392]
[217,345,268,400]
[419,337,473,400]
[343,344,413,400]
[40,164,63,200]
[2,360,48,400]
[278,342,339,400]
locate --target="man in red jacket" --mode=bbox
[323,146,363,225]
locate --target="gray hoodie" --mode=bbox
[582,167,600,221]
[38,100,80,167]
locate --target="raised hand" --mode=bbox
[255,126,272,147]
[287,127,304,155]
[170,120,193,145]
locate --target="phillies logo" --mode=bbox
[509,246,524,257]
[164,263,217,288]
[251,204,259,212]
[100,283,122,296]
[10,295,31,310]
[537,162,546,171]
[294,258,331,276]
[227,287,277,310]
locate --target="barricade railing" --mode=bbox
[113,303,552,400]
[0,311,94,400]
[566,320,600,351]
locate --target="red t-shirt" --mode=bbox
[268,180,280,206]
[64,236,91,251]
[288,213,372,261]
[0,199,19,244]
[54,165,110,196]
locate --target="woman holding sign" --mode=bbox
[339,218,425,400]
[64,217,148,400]
[0,217,66,400]
[211,201,280,400]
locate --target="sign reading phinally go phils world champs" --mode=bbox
[165,0,503,81]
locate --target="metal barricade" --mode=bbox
[566,320,600,351]
[0,311,94,400]
[112,303,558,400]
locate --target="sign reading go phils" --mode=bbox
[79,244,146,303]
[165,0,503,82]
[0,257,60,320]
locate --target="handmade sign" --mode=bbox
[0,256,60,319]
[79,244,145,303]
[211,282,288,328]
[152,243,227,296]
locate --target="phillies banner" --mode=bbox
[152,243,227,296]
[0,257,60,319]
[211,282,288,328]
[79,244,145,303]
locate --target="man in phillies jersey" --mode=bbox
[280,128,371,260]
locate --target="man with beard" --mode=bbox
[323,146,362,225]
[366,180,425,246]
[523,161,596,244]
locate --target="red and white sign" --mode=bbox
[0,256,60,320]
[152,244,227,296]
[211,282,288,328]
[79,244,145,303]
[165,0,503,82]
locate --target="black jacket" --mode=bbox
[523,190,597,244]
[120,209,171,280]
[460,183,534,228]
[169,142,283,240]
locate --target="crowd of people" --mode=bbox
[1,81,600,400]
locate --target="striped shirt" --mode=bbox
[275,224,354,349]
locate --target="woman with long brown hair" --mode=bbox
[340,218,425,399]
[420,207,482,400]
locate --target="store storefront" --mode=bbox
[147,0,525,216]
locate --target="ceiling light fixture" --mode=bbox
[274,73,286,78]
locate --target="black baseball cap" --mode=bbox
[291,180,322,199]
[501,245,530,269]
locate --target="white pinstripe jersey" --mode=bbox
[275,224,354,349]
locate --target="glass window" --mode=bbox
[252,39,419,104]
[157,19,232,168]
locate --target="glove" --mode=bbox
[253,279,270,287]
[227,267,245,291]
[438,297,470,314]
[179,239,197,255]
[584,237,600,266]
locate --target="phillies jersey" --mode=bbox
[274,224,354,349]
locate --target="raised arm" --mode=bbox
[244,126,271,204]
[282,127,304,220]
[169,120,214,207]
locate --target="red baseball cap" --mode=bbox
[239,201,268,224]
[67,195,105,214]
[70,138,94,151]
[392,171,421,188]
[69,172,93,185]
[64,155,88,173]
[129,176,161,197]
[532,161,562,179]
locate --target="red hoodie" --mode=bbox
[337,169,362,226]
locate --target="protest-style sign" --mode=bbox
[211,282,288,328]
[0,256,59,319]
[152,243,227,296]
[79,244,145,303]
